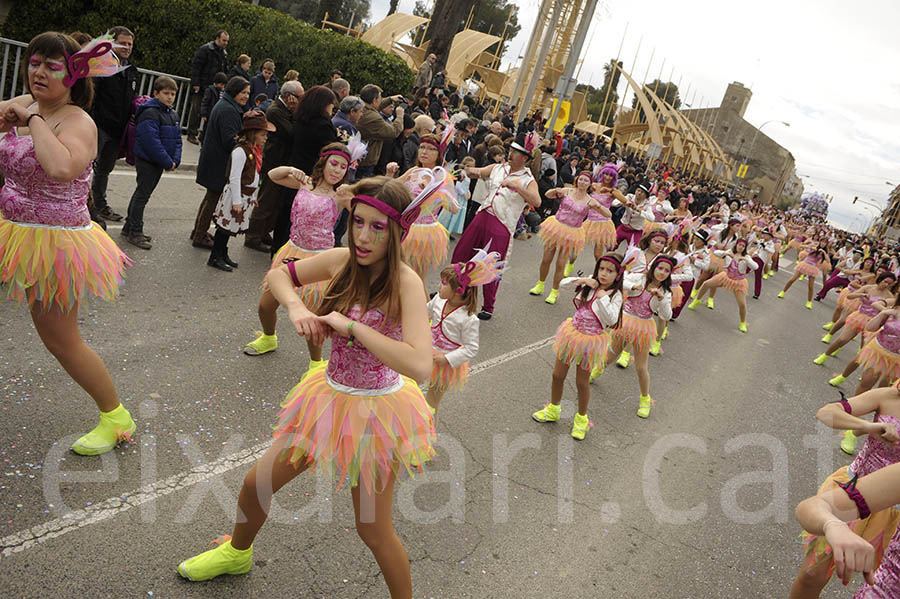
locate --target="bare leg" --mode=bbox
[575,364,591,415]
[352,473,412,599]
[31,303,120,412]
[854,368,880,395]
[605,337,625,366]
[425,387,446,414]
[550,358,570,406]
[737,293,747,322]
[258,290,279,336]
[825,329,857,355]
[781,272,801,293]
[551,250,569,290]
[788,550,833,598]
[653,315,665,341]
[807,277,815,302]
[593,243,603,262]
[538,245,555,282]
[841,357,861,378]
[231,436,310,550]
[634,347,651,397]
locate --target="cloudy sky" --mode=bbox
[369,0,898,232]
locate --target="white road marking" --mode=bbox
[109,170,197,180]
[0,336,554,558]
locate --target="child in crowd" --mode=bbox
[122,76,182,249]
[199,72,227,143]
[439,156,474,240]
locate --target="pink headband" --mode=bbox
[320,149,350,163]
[351,194,415,241]
[453,262,475,295]
[654,256,676,267]
[597,255,623,276]
[419,138,441,152]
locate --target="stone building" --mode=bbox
[680,82,801,204]
[875,183,900,241]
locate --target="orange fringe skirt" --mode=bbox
[553,318,612,373]
[538,216,586,256]
[612,312,657,354]
[857,338,900,381]
[583,219,616,251]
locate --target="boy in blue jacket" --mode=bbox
[122,76,183,249]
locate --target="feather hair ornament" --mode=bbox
[439,123,454,154]
[64,32,128,87]
[453,242,505,294]
[621,243,644,271]
[345,132,367,167]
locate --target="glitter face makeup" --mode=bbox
[28,56,66,79]
[324,157,348,185]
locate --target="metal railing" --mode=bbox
[0,36,194,127]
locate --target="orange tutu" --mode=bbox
[801,465,900,577]
[708,271,749,296]
[262,241,329,309]
[538,216,586,256]
[838,287,861,312]
[402,221,449,274]
[553,318,612,373]
[429,360,469,392]
[613,312,657,354]
[857,338,900,381]
[846,310,874,334]
[794,261,820,277]
[583,219,616,251]
[274,363,435,494]
[0,217,131,312]
[642,220,665,236]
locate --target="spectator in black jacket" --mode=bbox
[188,30,229,144]
[402,114,434,172]
[249,59,278,110]
[88,25,137,224]
[199,72,227,143]
[228,54,251,82]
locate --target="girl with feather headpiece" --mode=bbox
[243,140,360,367]
[532,253,624,440]
[528,167,612,305]
[425,246,504,416]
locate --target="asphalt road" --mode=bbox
[0,166,865,598]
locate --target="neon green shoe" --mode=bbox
[823,321,834,330]
[799,275,806,281]
[637,394,652,419]
[777,291,785,298]
[762,273,768,280]
[840,430,857,455]
[768,270,775,277]
[616,350,631,368]
[243,332,277,356]
[589,363,603,382]
[690,288,698,299]
[545,289,559,305]
[828,374,846,387]
[71,404,136,456]
[821,333,833,343]
[300,359,326,382]
[529,281,545,296]
[805,301,813,310]
[563,262,575,277]
[178,535,253,581]
[661,325,668,340]
[739,321,748,333]
[649,340,662,356]
[812,353,829,365]
[687,298,702,311]
[571,413,591,440]
[532,403,561,423]
[706,297,714,310]
[831,347,841,357]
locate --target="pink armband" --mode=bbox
[286,260,301,287]
[838,477,871,520]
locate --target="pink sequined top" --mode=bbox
[326,306,403,393]
[802,252,822,266]
[849,415,900,478]
[290,188,338,251]
[624,290,654,320]
[587,192,612,222]
[572,290,604,335]
[726,257,748,281]
[555,194,589,228]
[858,296,882,318]
[431,305,462,352]
[854,527,900,598]
[875,319,900,355]
[0,130,92,227]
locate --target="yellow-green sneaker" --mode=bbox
[831,347,841,357]
[687,298,701,311]
[571,413,591,440]
[805,301,813,310]
[616,350,631,368]
[545,289,559,305]
[812,353,829,365]
[821,333,833,343]
[661,325,668,340]
[690,288,698,299]
[739,321,748,333]
[300,359,326,382]
[243,332,277,356]
[799,275,807,281]
[529,281,545,296]
[762,272,768,280]
[649,340,662,356]
[563,262,575,277]
[777,291,785,299]
[828,374,846,387]
[840,430,857,455]
[637,395,652,418]
[532,403,561,423]
[589,363,603,382]
[178,535,253,581]
[822,321,834,330]
[71,404,136,456]
[706,297,714,309]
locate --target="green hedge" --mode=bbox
[2,0,413,94]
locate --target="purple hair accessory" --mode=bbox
[655,256,676,267]
[352,194,405,233]
[453,261,477,295]
[320,149,351,163]
[64,40,113,87]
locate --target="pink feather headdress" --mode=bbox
[453,242,505,294]
[64,32,129,88]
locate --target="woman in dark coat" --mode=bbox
[191,76,250,248]
[270,86,338,252]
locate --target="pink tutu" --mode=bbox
[838,287,861,312]
[402,221,449,273]
[553,318,612,373]
[583,220,616,251]
[612,313,657,354]
[794,261,820,278]
[429,360,469,392]
[846,310,874,334]
[707,271,749,296]
[538,216,586,255]
[857,338,900,381]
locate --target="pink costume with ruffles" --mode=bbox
[802,414,900,579]
[264,188,338,307]
[429,303,471,391]
[857,316,900,381]
[0,129,130,310]
[553,289,614,372]
[847,296,882,335]
[795,251,822,278]
[584,192,616,250]
[401,167,453,273]
[274,305,435,493]
[613,290,657,353]
[537,193,589,255]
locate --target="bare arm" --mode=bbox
[465,163,497,180]
[268,166,312,190]
[12,104,96,183]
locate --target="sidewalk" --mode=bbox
[115,134,200,172]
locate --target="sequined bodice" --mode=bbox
[876,318,900,354]
[556,194,589,228]
[859,296,881,318]
[290,189,338,251]
[587,192,612,222]
[803,252,821,266]
[726,257,746,280]
[0,130,91,227]
[624,290,653,319]
[326,306,402,390]
[431,304,462,352]
[850,415,900,478]
[572,291,604,335]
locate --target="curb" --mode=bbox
[115,159,198,173]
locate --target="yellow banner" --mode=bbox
[551,99,571,132]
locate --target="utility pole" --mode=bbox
[508,0,552,112]
[545,0,598,137]
[517,0,563,126]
